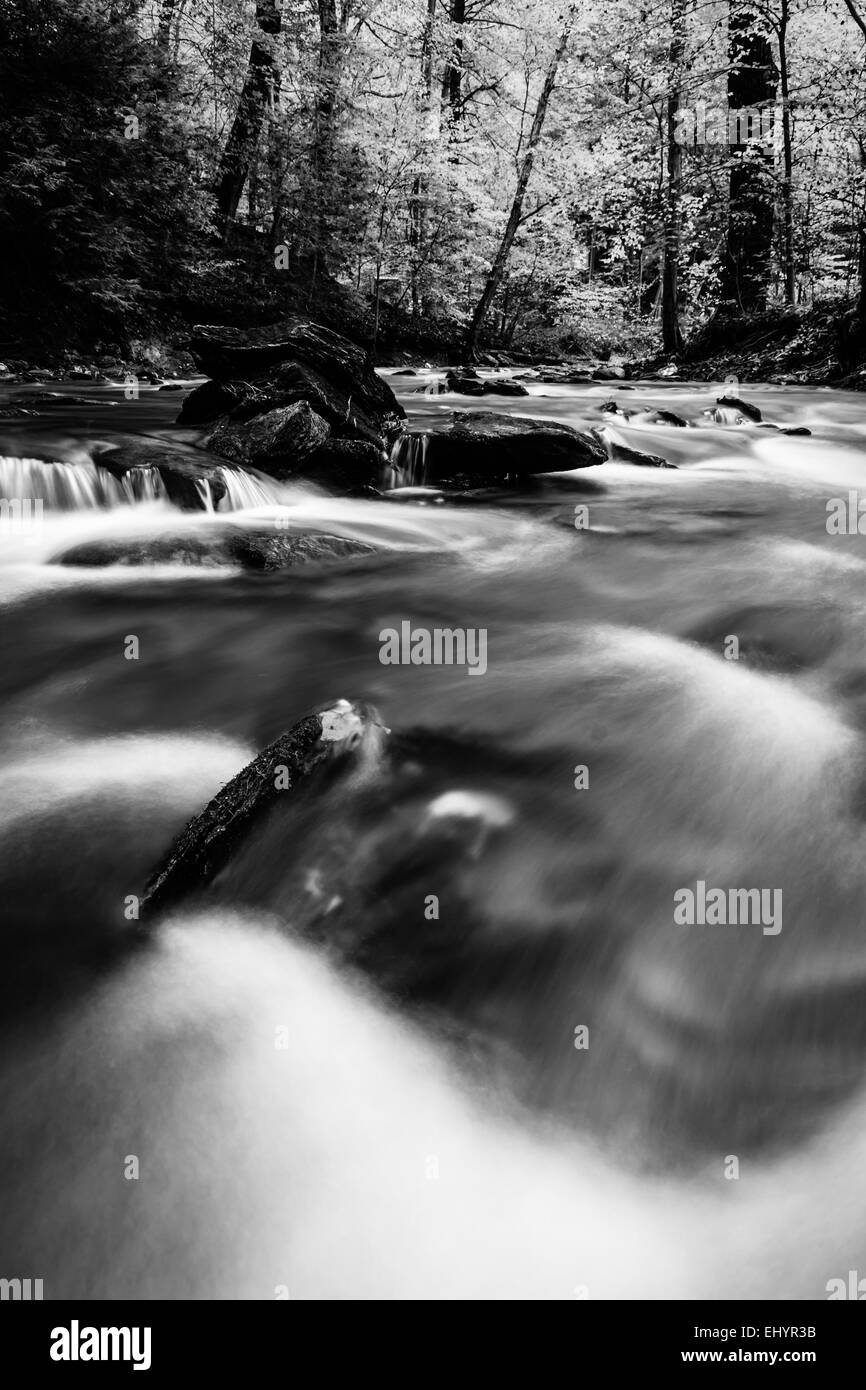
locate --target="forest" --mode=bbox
[2,0,866,376]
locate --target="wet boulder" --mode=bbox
[536,365,595,384]
[97,441,233,510]
[301,438,387,490]
[186,317,405,447]
[262,359,395,447]
[445,369,485,395]
[55,534,235,568]
[645,408,689,427]
[602,438,676,469]
[203,402,331,476]
[177,379,264,427]
[54,526,380,572]
[423,411,607,484]
[142,700,383,915]
[481,379,530,397]
[716,394,762,422]
[231,530,379,571]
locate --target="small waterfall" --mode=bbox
[119,467,168,504]
[217,468,284,511]
[194,477,215,512]
[0,454,285,514]
[386,434,430,488]
[0,455,127,509]
[703,406,745,426]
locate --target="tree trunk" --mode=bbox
[464,5,576,357]
[441,0,466,120]
[661,0,685,354]
[716,4,778,315]
[310,0,347,277]
[214,1,282,233]
[409,0,438,320]
[777,0,795,306]
[840,0,866,320]
[155,0,176,49]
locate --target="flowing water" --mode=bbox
[2,372,866,1299]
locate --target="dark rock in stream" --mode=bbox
[601,438,677,468]
[54,528,379,572]
[302,438,387,489]
[423,411,607,484]
[445,369,485,395]
[185,318,405,449]
[536,365,594,384]
[716,394,762,422]
[97,441,235,510]
[203,401,331,474]
[481,379,530,397]
[142,700,382,915]
[177,378,263,426]
[240,359,394,446]
[645,408,689,427]
[56,534,235,568]
[231,530,379,571]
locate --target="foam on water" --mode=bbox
[0,901,864,1298]
[0,731,252,829]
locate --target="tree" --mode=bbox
[774,0,796,305]
[441,0,466,127]
[408,0,439,319]
[840,0,866,323]
[716,2,779,315]
[661,0,686,352]
[464,3,577,356]
[214,0,282,232]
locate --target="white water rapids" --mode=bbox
[2,372,866,1298]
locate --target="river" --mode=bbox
[1,371,865,1299]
